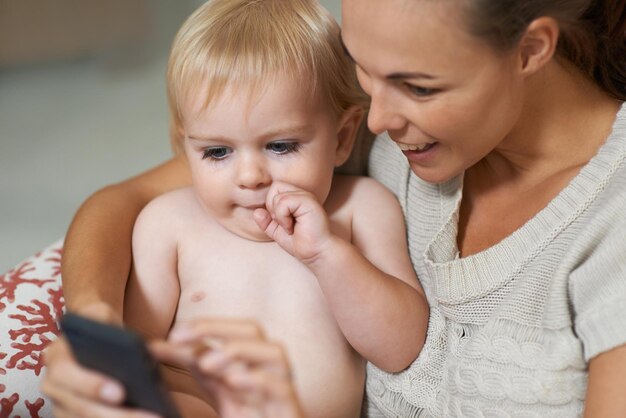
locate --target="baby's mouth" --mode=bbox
[241,204,265,210]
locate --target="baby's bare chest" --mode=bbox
[173,226,364,418]
[176,237,327,320]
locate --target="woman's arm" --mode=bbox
[62,154,191,316]
[42,155,191,418]
[584,344,626,417]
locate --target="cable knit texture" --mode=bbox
[363,103,626,418]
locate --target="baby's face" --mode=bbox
[182,76,342,241]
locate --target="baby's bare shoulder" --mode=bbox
[140,187,202,219]
[135,187,205,236]
[328,175,399,210]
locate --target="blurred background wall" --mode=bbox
[0,0,342,272]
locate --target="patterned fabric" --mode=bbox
[363,104,626,418]
[0,240,64,418]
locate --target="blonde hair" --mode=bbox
[167,0,366,152]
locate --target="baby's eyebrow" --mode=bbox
[187,124,312,144]
[186,135,221,142]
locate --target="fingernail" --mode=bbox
[100,382,124,403]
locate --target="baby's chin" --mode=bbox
[217,219,274,243]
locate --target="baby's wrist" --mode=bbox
[303,235,346,271]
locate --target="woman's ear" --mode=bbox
[518,16,560,75]
[334,106,364,167]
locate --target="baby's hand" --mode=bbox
[253,181,332,263]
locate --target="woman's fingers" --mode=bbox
[149,339,198,369]
[200,339,290,377]
[197,339,295,403]
[168,319,293,382]
[161,318,304,418]
[42,338,126,405]
[169,318,265,344]
[226,367,295,400]
[44,386,160,418]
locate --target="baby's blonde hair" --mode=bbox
[167,0,366,152]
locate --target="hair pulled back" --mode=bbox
[462,0,626,100]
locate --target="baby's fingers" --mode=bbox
[253,208,282,240]
[275,194,301,234]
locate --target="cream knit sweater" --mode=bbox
[364,104,626,418]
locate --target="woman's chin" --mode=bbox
[408,162,460,185]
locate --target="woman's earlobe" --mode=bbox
[519,16,560,74]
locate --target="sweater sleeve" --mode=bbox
[570,194,626,361]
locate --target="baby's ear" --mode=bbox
[335,106,364,166]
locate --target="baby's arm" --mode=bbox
[124,194,181,339]
[124,193,218,417]
[311,177,428,372]
[256,176,428,372]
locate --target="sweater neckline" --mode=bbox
[424,103,626,306]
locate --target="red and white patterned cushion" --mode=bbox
[0,240,64,418]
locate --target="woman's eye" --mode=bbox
[267,141,300,155]
[405,84,438,97]
[202,147,231,160]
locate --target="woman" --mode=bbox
[43,0,626,416]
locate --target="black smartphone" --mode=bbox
[60,312,181,418]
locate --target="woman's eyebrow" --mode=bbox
[339,31,435,81]
[388,72,435,81]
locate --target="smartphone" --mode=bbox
[60,312,181,418]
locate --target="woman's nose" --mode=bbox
[237,157,271,189]
[367,86,406,135]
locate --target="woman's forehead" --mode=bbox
[341,0,484,77]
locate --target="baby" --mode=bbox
[123,1,429,417]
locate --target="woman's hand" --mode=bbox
[42,304,160,418]
[151,318,306,418]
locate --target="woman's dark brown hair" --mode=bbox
[462,0,626,100]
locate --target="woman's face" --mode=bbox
[342,0,525,183]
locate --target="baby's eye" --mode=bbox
[202,147,232,160]
[267,141,300,155]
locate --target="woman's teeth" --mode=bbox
[398,142,434,151]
